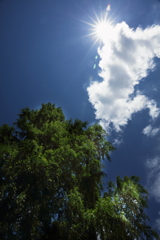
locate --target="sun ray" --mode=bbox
[80,10,115,45]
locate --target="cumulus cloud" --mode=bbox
[87,22,160,131]
[142,124,160,137]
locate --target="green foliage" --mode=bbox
[0,103,159,239]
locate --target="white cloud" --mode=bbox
[146,157,160,202]
[87,22,160,131]
[146,157,160,169]
[146,156,160,231]
[143,125,160,137]
[154,211,160,232]
[113,137,123,146]
[155,218,160,231]
[149,173,160,201]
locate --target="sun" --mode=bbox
[79,10,115,47]
[82,13,114,45]
[93,18,114,42]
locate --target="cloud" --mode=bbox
[155,217,160,231]
[146,156,160,232]
[87,22,160,131]
[142,125,160,137]
[146,157,160,202]
[113,138,123,146]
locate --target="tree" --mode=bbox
[0,103,159,239]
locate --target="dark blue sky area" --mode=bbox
[0,0,97,124]
[1,0,160,234]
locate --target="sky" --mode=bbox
[1,0,160,234]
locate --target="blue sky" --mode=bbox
[1,0,160,234]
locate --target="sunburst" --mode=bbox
[93,18,114,42]
[82,12,114,45]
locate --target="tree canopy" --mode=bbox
[0,103,159,239]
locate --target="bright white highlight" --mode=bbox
[93,19,114,42]
[85,12,114,45]
[87,22,160,131]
